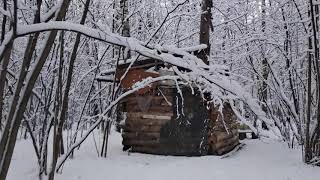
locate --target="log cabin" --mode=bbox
[100,57,240,156]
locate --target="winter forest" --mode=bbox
[0,0,320,179]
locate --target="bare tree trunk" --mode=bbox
[0,0,7,43]
[199,0,213,65]
[259,0,269,130]
[305,0,320,163]
[48,30,65,180]
[48,0,91,179]
[0,42,12,132]
[281,7,301,142]
[0,0,8,130]
[310,1,320,161]
[39,69,57,178]
[120,0,130,59]
[101,0,131,158]
[195,0,213,155]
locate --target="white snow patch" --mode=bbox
[8,132,320,180]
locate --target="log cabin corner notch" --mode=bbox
[101,57,240,156]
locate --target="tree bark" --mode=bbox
[260,0,269,130]
[305,0,319,163]
[199,0,213,65]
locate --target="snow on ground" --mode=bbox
[8,131,320,180]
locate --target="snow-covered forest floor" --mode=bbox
[8,131,320,180]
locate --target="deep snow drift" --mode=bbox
[8,131,320,180]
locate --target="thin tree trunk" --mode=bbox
[0,42,12,132]
[260,0,269,130]
[305,0,319,163]
[0,0,7,43]
[48,0,91,179]
[199,0,213,65]
[310,2,320,159]
[0,0,8,130]
[48,30,65,180]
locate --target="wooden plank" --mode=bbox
[125,105,172,113]
[122,139,159,146]
[131,145,201,156]
[125,117,170,126]
[125,121,166,126]
[142,114,171,120]
[122,95,173,104]
[122,132,161,140]
[123,125,163,133]
[131,146,161,154]
[126,112,173,118]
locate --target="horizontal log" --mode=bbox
[131,145,202,156]
[125,121,167,126]
[123,125,163,133]
[142,114,171,120]
[122,94,173,101]
[122,132,161,141]
[122,139,159,146]
[121,96,173,106]
[125,105,172,113]
[123,136,206,146]
[158,137,206,145]
[123,98,172,107]
[126,112,173,118]
[131,146,161,154]
[125,118,170,126]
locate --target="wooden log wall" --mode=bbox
[208,104,239,155]
[120,86,239,156]
[121,88,174,154]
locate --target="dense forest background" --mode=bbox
[0,0,320,180]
